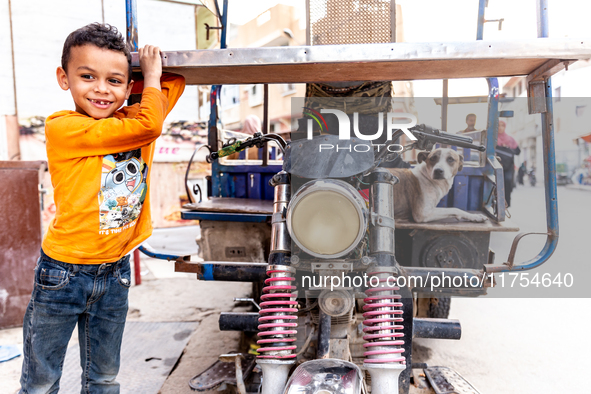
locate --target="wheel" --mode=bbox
[427,297,451,319]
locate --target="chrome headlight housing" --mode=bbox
[286,179,367,259]
[283,359,363,394]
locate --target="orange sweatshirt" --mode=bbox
[43,74,185,264]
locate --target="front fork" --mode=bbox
[256,171,297,394]
[256,169,411,394]
[363,168,410,394]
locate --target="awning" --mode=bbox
[576,133,591,143]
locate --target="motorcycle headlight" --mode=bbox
[283,359,363,394]
[287,179,367,259]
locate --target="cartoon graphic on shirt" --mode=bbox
[98,149,148,230]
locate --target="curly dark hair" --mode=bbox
[61,23,132,82]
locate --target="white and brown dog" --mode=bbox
[390,148,488,223]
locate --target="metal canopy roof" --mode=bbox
[131,38,591,85]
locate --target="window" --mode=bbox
[282,83,297,96]
[248,84,263,107]
[221,85,240,108]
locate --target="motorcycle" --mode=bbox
[528,168,537,187]
[195,123,487,394]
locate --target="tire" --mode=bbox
[428,297,451,319]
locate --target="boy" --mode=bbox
[19,23,185,393]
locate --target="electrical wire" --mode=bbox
[185,144,212,204]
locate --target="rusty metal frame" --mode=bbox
[485,0,560,274]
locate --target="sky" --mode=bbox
[227,0,591,40]
[225,0,591,98]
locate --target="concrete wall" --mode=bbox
[500,62,591,178]
[0,0,200,121]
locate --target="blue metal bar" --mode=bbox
[476,0,505,221]
[220,0,228,50]
[181,211,271,223]
[138,245,190,262]
[209,0,228,196]
[476,0,486,40]
[175,261,267,281]
[485,78,499,156]
[506,0,558,271]
[125,0,139,51]
[482,78,506,220]
[536,0,549,38]
[486,0,559,273]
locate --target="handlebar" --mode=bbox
[207,124,485,163]
[209,140,246,160]
[410,124,486,152]
[207,132,287,161]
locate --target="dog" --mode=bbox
[389,148,488,223]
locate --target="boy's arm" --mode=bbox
[130,73,186,117]
[46,79,185,159]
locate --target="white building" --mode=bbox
[500,60,591,180]
[1,0,216,159]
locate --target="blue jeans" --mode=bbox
[19,250,131,394]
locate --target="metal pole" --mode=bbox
[209,0,228,196]
[476,0,486,40]
[220,0,228,49]
[476,0,504,219]
[125,0,141,106]
[536,0,549,38]
[6,0,21,160]
[133,248,142,285]
[101,0,105,23]
[441,79,448,133]
[390,0,396,43]
[317,310,331,358]
[486,0,559,272]
[8,0,18,120]
[125,0,139,52]
[263,84,269,165]
[305,0,311,45]
[515,0,559,270]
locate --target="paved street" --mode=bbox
[146,185,591,393]
[418,184,591,393]
[1,186,587,393]
[138,185,591,393]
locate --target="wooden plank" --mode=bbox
[183,197,274,214]
[154,58,551,85]
[131,39,591,85]
[395,214,519,232]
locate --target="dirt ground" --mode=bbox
[0,254,252,394]
[130,275,252,394]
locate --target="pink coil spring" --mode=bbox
[256,267,298,359]
[362,271,405,364]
